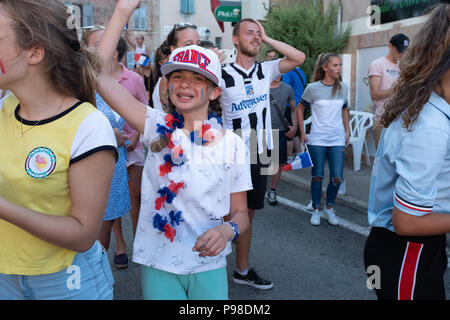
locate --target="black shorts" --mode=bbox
[247,159,268,210]
[364,227,447,300]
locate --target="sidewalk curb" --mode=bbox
[281,171,369,214]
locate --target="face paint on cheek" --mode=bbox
[200,88,204,98]
[0,59,5,76]
[170,84,174,95]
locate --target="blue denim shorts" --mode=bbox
[0,241,114,300]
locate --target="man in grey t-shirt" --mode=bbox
[267,75,297,205]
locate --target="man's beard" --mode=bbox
[239,41,260,58]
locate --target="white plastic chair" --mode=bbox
[303,116,311,133]
[348,110,374,172]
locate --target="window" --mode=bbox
[133,5,148,31]
[180,0,195,14]
[65,2,93,28]
[82,3,94,27]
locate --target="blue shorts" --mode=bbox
[0,241,114,300]
[141,266,228,300]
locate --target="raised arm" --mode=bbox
[124,30,137,50]
[96,0,147,133]
[255,20,306,74]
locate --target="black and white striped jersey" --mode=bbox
[220,59,282,154]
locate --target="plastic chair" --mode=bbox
[348,110,374,172]
[303,116,311,133]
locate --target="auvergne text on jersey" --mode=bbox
[231,94,268,112]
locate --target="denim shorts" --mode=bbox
[0,241,114,300]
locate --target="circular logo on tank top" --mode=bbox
[25,147,56,179]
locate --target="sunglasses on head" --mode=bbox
[173,23,197,31]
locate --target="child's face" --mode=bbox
[0,5,28,89]
[168,70,220,113]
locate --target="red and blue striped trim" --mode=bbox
[394,194,433,214]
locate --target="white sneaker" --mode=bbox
[338,180,346,195]
[324,207,339,225]
[310,209,321,226]
[306,201,314,211]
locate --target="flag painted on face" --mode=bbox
[134,53,150,67]
[0,59,5,76]
[282,151,313,171]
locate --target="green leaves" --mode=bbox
[263,0,351,82]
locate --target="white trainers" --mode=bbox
[310,209,321,226]
[338,180,346,195]
[324,207,339,225]
[306,201,314,211]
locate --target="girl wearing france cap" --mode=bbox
[96,0,251,300]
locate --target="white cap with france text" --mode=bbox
[161,45,221,85]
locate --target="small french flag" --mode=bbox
[134,53,150,67]
[282,150,313,171]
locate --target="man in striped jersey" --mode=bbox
[220,18,305,290]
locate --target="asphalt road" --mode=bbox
[108,178,450,300]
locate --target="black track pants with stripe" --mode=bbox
[364,227,447,300]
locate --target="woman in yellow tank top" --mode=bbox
[0,0,117,300]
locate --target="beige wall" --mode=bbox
[156,0,234,51]
[339,0,427,107]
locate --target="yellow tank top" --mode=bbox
[0,95,101,275]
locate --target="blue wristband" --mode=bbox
[226,221,240,241]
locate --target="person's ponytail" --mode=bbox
[75,46,102,107]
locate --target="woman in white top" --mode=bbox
[298,53,350,227]
[96,0,251,300]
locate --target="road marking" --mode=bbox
[277,196,450,268]
[277,196,372,237]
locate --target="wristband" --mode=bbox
[226,221,240,241]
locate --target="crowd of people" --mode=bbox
[0,0,448,301]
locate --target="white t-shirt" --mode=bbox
[152,77,164,112]
[132,107,253,275]
[135,44,147,56]
[301,81,349,146]
[220,59,282,154]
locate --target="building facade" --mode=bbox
[334,0,442,111]
[61,0,236,55]
[273,0,442,111]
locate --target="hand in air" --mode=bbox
[116,0,142,14]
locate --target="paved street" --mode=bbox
[108,177,450,300]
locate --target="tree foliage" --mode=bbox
[262,0,351,82]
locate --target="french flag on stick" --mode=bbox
[282,150,313,171]
[134,53,151,67]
